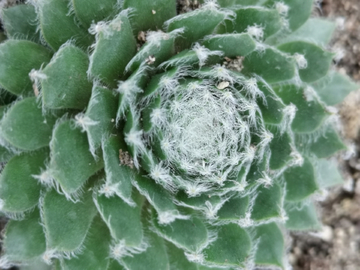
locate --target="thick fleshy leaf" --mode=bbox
[242,47,296,83]
[121,231,169,270]
[285,201,321,231]
[278,41,333,83]
[315,159,343,188]
[203,224,251,268]
[88,11,137,88]
[1,4,40,42]
[165,8,227,50]
[202,33,256,57]
[60,215,111,270]
[254,223,285,268]
[252,184,282,222]
[42,189,97,252]
[84,85,118,153]
[273,84,329,133]
[312,71,359,106]
[36,0,94,50]
[152,208,208,253]
[166,242,198,270]
[264,0,313,31]
[102,135,134,204]
[71,0,119,28]
[94,190,144,246]
[3,210,46,261]
[123,0,176,34]
[41,44,92,110]
[284,157,318,202]
[308,127,346,158]
[0,149,48,212]
[0,40,52,95]
[268,128,292,170]
[219,7,282,39]
[49,120,103,194]
[0,97,58,150]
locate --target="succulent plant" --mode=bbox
[0,0,358,269]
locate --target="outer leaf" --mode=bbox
[278,41,333,83]
[1,4,40,42]
[42,189,97,252]
[0,40,52,95]
[88,11,137,88]
[285,201,321,231]
[0,149,48,212]
[121,231,169,270]
[3,210,46,261]
[308,127,346,158]
[123,0,176,34]
[312,71,359,106]
[36,0,94,50]
[0,97,58,150]
[242,48,295,83]
[284,157,318,202]
[41,44,92,110]
[203,224,251,268]
[94,190,144,246]
[254,223,285,268]
[60,215,111,270]
[49,120,103,194]
[71,0,119,28]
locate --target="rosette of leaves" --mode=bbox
[0,0,358,269]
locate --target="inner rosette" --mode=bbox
[122,65,276,197]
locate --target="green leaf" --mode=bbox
[276,18,336,46]
[1,4,40,43]
[42,189,97,252]
[123,0,176,34]
[284,157,318,202]
[252,184,282,222]
[41,44,92,110]
[315,158,343,188]
[102,135,134,204]
[166,242,198,270]
[254,223,285,268]
[49,120,103,194]
[36,0,94,50]
[88,11,137,88]
[202,33,256,57]
[264,0,313,31]
[0,149,48,212]
[152,208,208,253]
[312,71,359,106]
[0,97,58,150]
[273,84,329,133]
[94,190,144,246]
[60,215,111,270]
[84,85,118,154]
[278,41,333,83]
[166,8,227,50]
[203,224,251,268]
[308,127,346,158]
[220,7,282,39]
[242,47,296,83]
[0,40,52,96]
[217,195,249,222]
[268,128,292,170]
[3,210,46,261]
[285,201,321,231]
[71,0,119,28]
[121,231,169,270]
